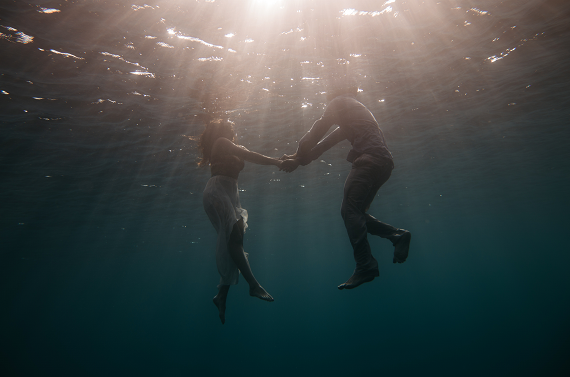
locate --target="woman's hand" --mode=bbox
[280,159,300,173]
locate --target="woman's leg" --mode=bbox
[213,285,230,324]
[228,218,274,302]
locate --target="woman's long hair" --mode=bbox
[196,119,235,167]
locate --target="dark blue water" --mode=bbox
[2,0,569,376]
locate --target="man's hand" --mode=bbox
[280,159,300,173]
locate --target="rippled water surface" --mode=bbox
[2,0,570,376]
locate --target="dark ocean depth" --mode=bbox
[1,0,570,376]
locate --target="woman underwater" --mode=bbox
[198,119,288,324]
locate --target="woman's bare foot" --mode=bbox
[213,285,230,324]
[249,285,274,301]
[213,296,226,324]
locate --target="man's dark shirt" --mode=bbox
[313,94,393,163]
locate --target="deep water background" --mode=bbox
[1,0,570,376]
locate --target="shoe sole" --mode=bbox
[393,231,411,263]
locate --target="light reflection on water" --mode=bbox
[37,7,61,14]
[0,0,564,139]
[49,49,84,60]
[1,25,34,44]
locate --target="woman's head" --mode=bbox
[196,119,236,167]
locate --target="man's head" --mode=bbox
[325,74,358,101]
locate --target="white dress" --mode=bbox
[203,175,248,287]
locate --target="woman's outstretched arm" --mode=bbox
[213,137,283,168]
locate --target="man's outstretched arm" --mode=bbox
[295,117,333,160]
[282,126,346,166]
[305,126,347,162]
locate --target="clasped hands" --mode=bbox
[278,153,310,173]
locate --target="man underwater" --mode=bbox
[281,77,412,290]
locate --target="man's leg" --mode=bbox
[338,164,380,290]
[365,213,411,263]
[359,162,411,264]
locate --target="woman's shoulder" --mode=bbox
[212,138,247,162]
[212,137,234,148]
[214,138,250,154]
[211,137,235,155]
